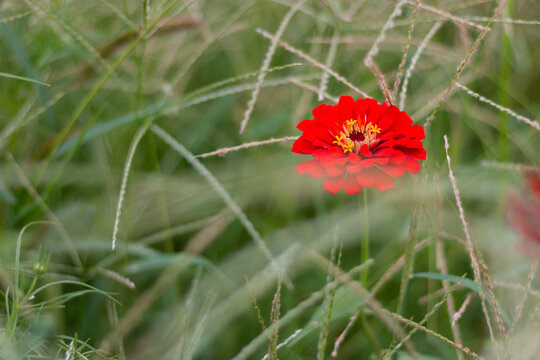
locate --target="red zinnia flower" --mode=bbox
[507,169,540,259]
[291,96,426,194]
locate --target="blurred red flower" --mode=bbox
[507,169,540,258]
[291,96,425,194]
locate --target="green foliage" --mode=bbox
[1,0,539,359]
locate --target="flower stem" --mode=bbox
[358,191,380,356]
[360,190,369,287]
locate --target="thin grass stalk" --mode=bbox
[332,237,432,358]
[105,300,125,360]
[38,0,186,180]
[455,82,540,131]
[317,230,342,360]
[447,0,493,12]
[177,267,203,359]
[383,309,484,360]
[183,63,303,106]
[267,278,283,360]
[383,276,465,359]
[367,61,393,105]
[0,92,65,151]
[318,30,339,101]
[247,277,268,332]
[24,0,112,71]
[392,0,419,99]
[98,254,192,353]
[240,0,306,134]
[465,16,540,25]
[477,255,509,354]
[397,202,420,315]
[261,330,302,360]
[481,161,540,171]
[341,0,367,21]
[40,107,102,222]
[6,153,82,270]
[364,0,408,66]
[150,124,294,289]
[0,10,37,24]
[232,259,373,360]
[158,0,256,98]
[424,1,508,128]
[507,261,537,350]
[427,169,444,331]
[111,125,147,250]
[97,0,137,30]
[110,33,299,253]
[312,252,416,356]
[136,215,220,245]
[94,267,135,289]
[288,78,339,103]
[492,280,540,301]
[143,0,150,30]
[184,292,217,360]
[195,136,299,159]
[436,241,464,360]
[444,135,499,357]
[453,292,474,327]
[399,21,441,109]
[257,29,369,97]
[409,1,489,31]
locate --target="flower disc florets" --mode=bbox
[292,96,426,194]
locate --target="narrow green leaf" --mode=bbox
[0,71,50,86]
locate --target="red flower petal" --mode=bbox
[356,168,375,187]
[403,124,425,140]
[381,165,405,177]
[323,175,345,194]
[360,144,371,157]
[291,137,315,154]
[377,106,401,132]
[337,96,355,121]
[399,147,426,160]
[401,157,421,174]
[372,169,395,192]
[297,119,312,131]
[320,155,348,167]
[343,174,363,194]
[385,110,413,133]
[297,160,325,178]
[348,152,361,163]
[347,163,364,173]
[326,166,346,177]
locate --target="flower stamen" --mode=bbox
[343,141,354,153]
[332,118,381,154]
[369,124,381,134]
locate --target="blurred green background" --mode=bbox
[0,0,539,359]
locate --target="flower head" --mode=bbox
[507,169,540,259]
[292,96,426,194]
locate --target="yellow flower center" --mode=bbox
[332,115,381,154]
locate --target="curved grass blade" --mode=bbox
[0,71,50,86]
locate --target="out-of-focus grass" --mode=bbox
[1,0,539,359]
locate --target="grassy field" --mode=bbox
[1,0,540,359]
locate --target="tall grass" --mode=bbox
[1,0,539,359]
